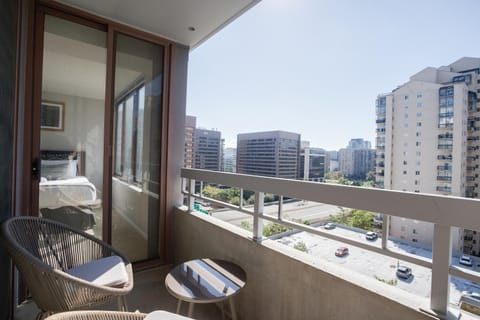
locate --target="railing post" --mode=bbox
[239,188,244,210]
[381,214,390,249]
[278,195,283,220]
[187,178,195,212]
[430,224,451,316]
[253,191,264,242]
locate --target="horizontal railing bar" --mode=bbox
[449,265,480,284]
[181,168,480,230]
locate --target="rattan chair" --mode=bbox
[1,217,134,318]
[44,311,146,320]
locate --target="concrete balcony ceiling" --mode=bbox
[56,0,261,48]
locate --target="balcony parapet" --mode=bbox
[181,168,480,317]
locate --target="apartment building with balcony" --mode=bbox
[339,138,375,180]
[236,130,301,179]
[184,115,196,168]
[375,57,480,255]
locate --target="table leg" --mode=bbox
[229,298,237,320]
[188,302,195,317]
[176,299,182,314]
[221,301,226,320]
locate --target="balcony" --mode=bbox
[376,118,386,124]
[437,154,453,160]
[179,168,480,320]
[436,176,452,181]
[436,186,452,192]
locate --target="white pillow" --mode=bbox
[145,311,194,320]
[65,255,128,287]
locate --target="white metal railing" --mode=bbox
[180,167,480,316]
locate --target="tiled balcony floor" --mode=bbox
[15,265,223,320]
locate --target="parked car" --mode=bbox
[324,222,336,230]
[335,246,349,257]
[460,255,473,267]
[396,266,412,279]
[365,231,378,240]
[459,291,480,316]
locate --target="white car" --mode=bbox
[459,255,473,267]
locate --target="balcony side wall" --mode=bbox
[165,44,189,261]
[0,0,18,318]
[173,208,435,320]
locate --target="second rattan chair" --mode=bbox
[1,217,134,319]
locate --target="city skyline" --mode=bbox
[186,0,480,150]
[189,118,373,151]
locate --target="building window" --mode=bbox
[405,95,409,100]
[413,229,417,234]
[403,170,407,175]
[416,132,421,137]
[415,180,419,185]
[114,84,145,183]
[416,151,421,156]
[415,171,420,175]
[417,112,422,117]
[417,93,422,99]
[417,122,422,127]
[416,141,421,147]
[403,160,407,165]
[412,238,418,242]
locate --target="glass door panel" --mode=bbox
[39,15,106,238]
[112,33,164,262]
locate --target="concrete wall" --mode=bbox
[172,208,436,320]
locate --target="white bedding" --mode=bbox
[39,176,97,208]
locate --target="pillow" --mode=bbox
[41,159,77,180]
[65,255,128,287]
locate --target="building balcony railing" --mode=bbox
[436,176,452,181]
[466,176,476,182]
[438,133,453,139]
[437,154,452,160]
[436,186,452,192]
[436,165,452,170]
[437,144,453,149]
[181,168,480,318]
[376,118,386,124]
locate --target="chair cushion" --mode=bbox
[65,255,128,287]
[145,311,194,320]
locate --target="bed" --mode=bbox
[39,150,98,232]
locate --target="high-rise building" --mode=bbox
[194,128,223,171]
[299,141,326,182]
[338,139,374,179]
[375,57,480,255]
[236,130,301,179]
[223,147,236,173]
[184,115,196,168]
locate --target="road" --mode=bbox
[211,200,342,226]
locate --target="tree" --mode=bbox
[349,210,374,230]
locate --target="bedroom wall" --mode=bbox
[40,92,105,193]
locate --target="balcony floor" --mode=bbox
[15,265,223,320]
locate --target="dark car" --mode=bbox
[365,231,378,241]
[335,246,349,257]
[396,266,412,279]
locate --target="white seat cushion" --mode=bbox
[65,255,128,287]
[145,311,194,320]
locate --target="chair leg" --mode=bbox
[118,296,128,311]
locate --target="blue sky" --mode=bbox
[186,0,480,150]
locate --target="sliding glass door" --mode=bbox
[111,33,164,261]
[32,7,168,263]
[38,14,106,238]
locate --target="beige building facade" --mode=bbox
[376,57,480,256]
